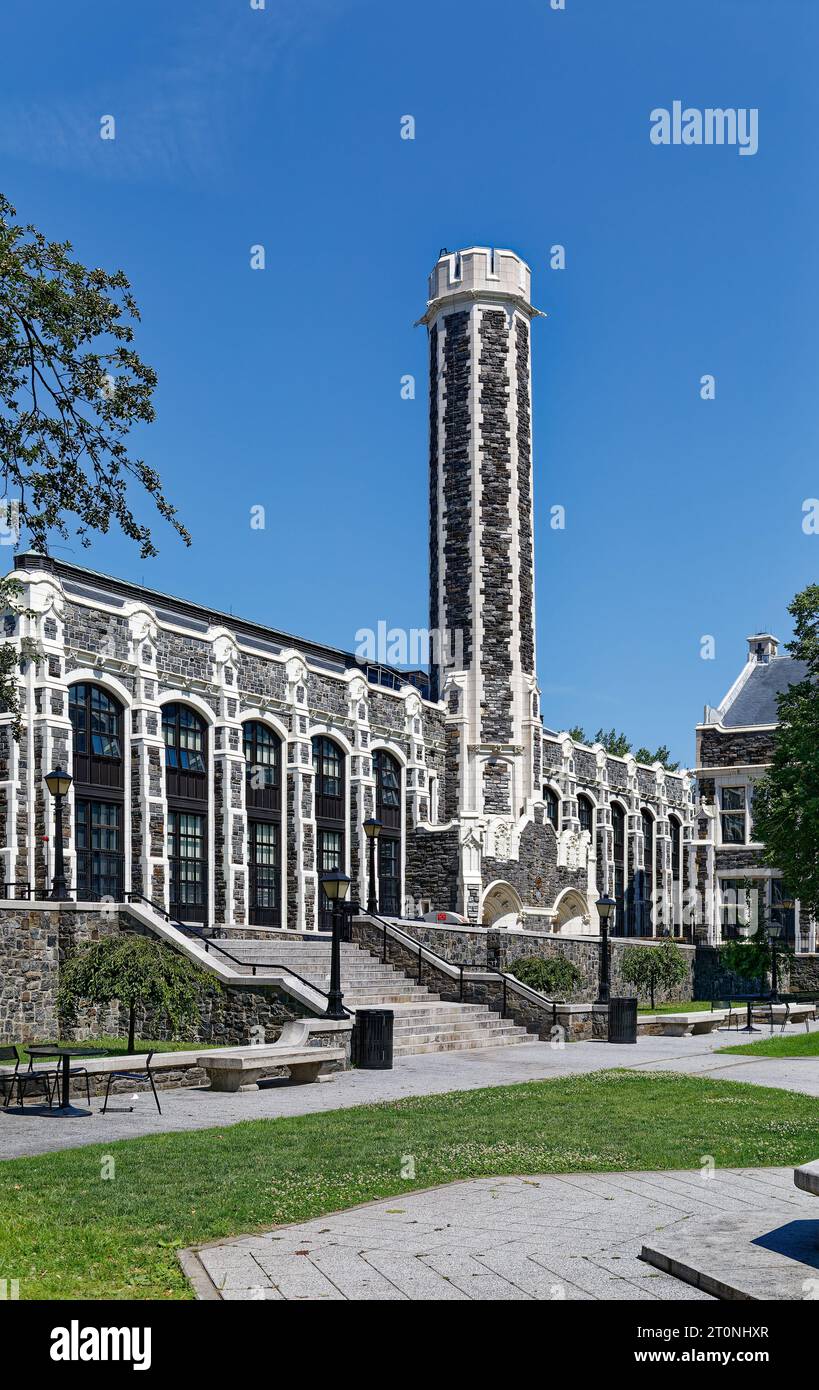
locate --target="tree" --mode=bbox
[0,192,190,559]
[567,725,587,742]
[753,583,819,916]
[507,954,584,998]
[634,744,681,772]
[620,941,689,1009]
[594,728,632,758]
[57,934,220,1053]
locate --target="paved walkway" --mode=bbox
[2,1025,816,1161]
[183,1166,818,1301]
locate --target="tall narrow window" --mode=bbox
[669,816,682,934]
[244,722,282,926]
[641,810,654,936]
[163,704,208,921]
[312,736,346,932]
[611,802,626,935]
[578,795,594,836]
[543,787,560,829]
[69,683,125,899]
[375,749,402,916]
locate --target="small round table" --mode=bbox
[24,1046,108,1118]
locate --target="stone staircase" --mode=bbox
[217,935,531,1057]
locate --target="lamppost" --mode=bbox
[596,894,616,1005]
[44,765,73,902]
[770,895,795,999]
[767,917,783,1001]
[321,869,351,1019]
[363,817,382,916]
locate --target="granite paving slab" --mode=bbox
[182,1166,818,1301]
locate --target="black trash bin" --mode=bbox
[352,1009,394,1069]
[608,996,638,1044]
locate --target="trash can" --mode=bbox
[608,996,638,1044]
[352,1009,394,1069]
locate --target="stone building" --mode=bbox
[0,247,695,938]
[694,632,815,949]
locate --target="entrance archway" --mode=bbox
[552,888,591,935]
[481,880,523,930]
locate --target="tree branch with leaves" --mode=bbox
[0,191,190,559]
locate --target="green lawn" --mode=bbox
[1,1070,817,1299]
[14,1037,226,1067]
[718,1030,819,1058]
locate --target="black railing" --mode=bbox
[359,908,559,1028]
[125,891,348,1015]
[0,881,31,900]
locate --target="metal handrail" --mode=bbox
[356,907,560,1026]
[0,881,32,900]
[125,891,347,1014]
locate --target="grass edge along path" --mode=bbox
[718,1030,819,1058]
[1,1069,817,1300]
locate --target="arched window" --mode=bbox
[163,704,208,923]
[641,810,654,936]
[312,736,346,932]
[69,684,124,902]
[244,722,281,812]
[244,722,282,927]
[69,683,123,789]
[374,750,402,916]
[578,795,594,836]
[611,802,626,935]
[543,787,560,829]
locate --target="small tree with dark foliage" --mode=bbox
[57,935,220,1053]
[620,941,689,1009]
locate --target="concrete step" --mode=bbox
[393,1034,530,1056]
[391,1026,529,1045]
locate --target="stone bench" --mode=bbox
[752,1003,815,1024]
[794,1161,819,1198]
[655,1010,729,1037]
[196,1044,345,1093]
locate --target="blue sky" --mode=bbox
[2,0,817,766]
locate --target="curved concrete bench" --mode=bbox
[655,1010,729,1037]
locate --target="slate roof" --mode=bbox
[723,656,810,727]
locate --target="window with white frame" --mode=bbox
[720,786,748,844]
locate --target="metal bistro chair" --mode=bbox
[712,1000,741,1031]
[101,1051,161,1116]
[0,1045,58,1110]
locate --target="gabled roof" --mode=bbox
[722,655,810,727]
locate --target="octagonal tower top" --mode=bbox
[419,246,542,324]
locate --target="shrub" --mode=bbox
[620,941,689,1009]
[507,955,583,998]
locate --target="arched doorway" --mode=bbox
[481,881,523,930]
[552,888,591,934]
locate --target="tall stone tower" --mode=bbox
[420,247,543,833]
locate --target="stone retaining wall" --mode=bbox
[395,921,696,1006]
[0,904,310,1047]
